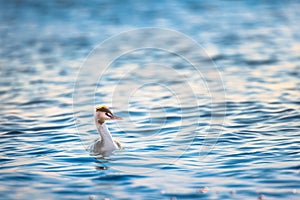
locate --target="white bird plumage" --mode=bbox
[88,105,122,156]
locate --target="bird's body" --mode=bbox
[89,105,122,156]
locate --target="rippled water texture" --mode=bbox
[1,1,300,199]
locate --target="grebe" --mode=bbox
[89,105,122,156]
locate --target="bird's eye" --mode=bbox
[105,112,113,118]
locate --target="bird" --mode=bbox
[88,105,123,156]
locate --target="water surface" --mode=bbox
[0,1,300,199]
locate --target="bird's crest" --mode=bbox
[96,104,108,109]
[96,105,111,112]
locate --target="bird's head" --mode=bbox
[95,105,122,124]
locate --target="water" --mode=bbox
[1,0,300,199]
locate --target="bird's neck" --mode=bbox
[96,122,117,149]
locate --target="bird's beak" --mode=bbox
[111,114,123,120]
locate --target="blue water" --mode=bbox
[1,0,300,199]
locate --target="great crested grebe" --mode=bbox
[89,105,122,156]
